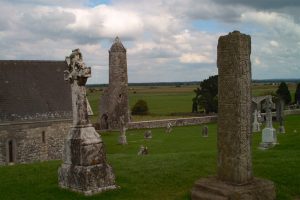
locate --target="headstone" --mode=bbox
[202,126,208,137]
[191,31,275,200]
[137,145,148,155]
[260,97,277,149]
[144,130,152,139]
[165,122,172,133]
[58,49,117,195]
[257,110,263,123]
[252,109,261,132]
[276,98,285,134]
[118,115,127,145]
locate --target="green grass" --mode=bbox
[1,115,299,199]
[87,84,298,122]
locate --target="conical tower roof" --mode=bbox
[110,37,126,52]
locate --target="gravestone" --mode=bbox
[260,97,277,149]
[118,115,127,145]
[165,122,172,133]
[252,109,261,132]
[191,31,275,199]
[58,49,117,195]
[276,98,285,134]
[144,130,152,139]
[138,145,148,155]
[202,126,208,137]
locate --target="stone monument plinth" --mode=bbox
[191,31,276,199]
[58,49,117,195]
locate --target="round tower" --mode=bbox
[109,37,128,87]
[99,37,130,129]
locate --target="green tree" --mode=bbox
[276,82,291,105]
[295,82,300,104]
[193,75,218,114]
[131,99,149,115]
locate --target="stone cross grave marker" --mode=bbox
[260,96,277,149]
[58,49,117,195]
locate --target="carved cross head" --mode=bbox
[64,49,91,86]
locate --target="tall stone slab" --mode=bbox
[276,98,285,134]
[58,49,117,195]
[191,31,276,200]
[252,109,261,132]
[99,37,130,130]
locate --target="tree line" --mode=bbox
[192,76,300,113]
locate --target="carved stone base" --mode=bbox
[58,125,117,195]
[191,177,276,200]
[278,126,285,134]
[259,128,277,149]
[252,122,261,132]
[58,163,117,195]
[118,135,127,145]
[259,142,276,150]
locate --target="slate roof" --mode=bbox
[0,60,72,122]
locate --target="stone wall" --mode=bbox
[0,119,71,165]
[127,116,217,129]
[283,109,300,116]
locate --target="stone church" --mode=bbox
[0,60,72,165]
[99,37,130,130]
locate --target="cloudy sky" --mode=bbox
[1,0,300,84]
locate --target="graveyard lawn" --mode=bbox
[0,114,299,200]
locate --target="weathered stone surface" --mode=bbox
[202,126,208,137]
[138,145,148,155]
[165,122,173,133]
[217,31,252,184]
[191,31,275,199]
[0,120,71,165]
[191,177,276,200]
[59,163,117,196]
[59,49,116,195]
[144,130,152,139]
[118,116,127,145]
[99,37,130,130]
[252,109,261,133]
[260,97,277,149]
[276,99,285,134]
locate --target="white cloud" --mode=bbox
[67,5,144,39]
[270,40,279,47]
[0,0,300,83]
[179,53,213,64]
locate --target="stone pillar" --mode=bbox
[276,98,285,133]
[252,109,261,132]
[118,116,127,145]
[58,49,117,195]
[191,31,276,200]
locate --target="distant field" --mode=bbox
[87,83,298,122]
[0,114,299,199]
